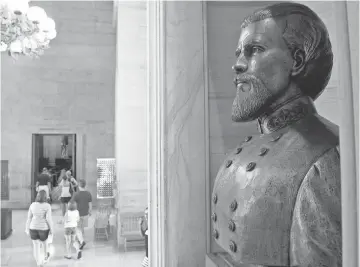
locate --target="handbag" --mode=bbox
[50,186,61,200]
[69,180,74,195]
[47,233,53,244]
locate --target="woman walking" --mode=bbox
[25,190,54,267]
[58,170,78,222]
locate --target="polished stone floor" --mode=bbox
[1,204,144,267]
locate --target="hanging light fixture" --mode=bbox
[0,0,57,59]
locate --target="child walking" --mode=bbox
[63,202,83,260]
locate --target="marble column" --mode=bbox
[165,1,207,266]
[335,2,359,266]
[148,1,208,266]
[115,1,148,248]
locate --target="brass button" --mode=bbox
[229,200,238,212]
[246,162,256,172]
[245,136,252,142]
[226,160,233,168]
[213,194,218,204]
[229,241,237,252]
[213,229,219,239]
[259,147,269,156]
[235,147,242,154]
[228,220,236,232]
[211,212,217,222]
[271,134,282,142]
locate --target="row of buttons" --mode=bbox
[212,133,283,206]
[211,135,254,247]
[211,232,238,253]
[224,133,281,172]
[211,134,283,253]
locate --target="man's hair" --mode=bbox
[241,2,333,100]
[79,179,86,188]
[35,190,47,203]
[68,201,77,211]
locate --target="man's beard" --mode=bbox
[231,74,274,122]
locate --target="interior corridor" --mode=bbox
[1,205,144,267]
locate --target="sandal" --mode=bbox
[79,242,86,250]
[44,252,50,262]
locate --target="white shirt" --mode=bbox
[26,202,53,231]
[59,178,76,198]
[64,210,80,228]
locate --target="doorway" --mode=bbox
[31,134,76,202]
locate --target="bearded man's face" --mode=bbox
[232,18,294,122]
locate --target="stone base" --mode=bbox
[0,253,11,266]
[1,208,12,240]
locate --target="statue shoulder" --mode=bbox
[291,146,341,266]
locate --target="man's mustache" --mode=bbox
[233,74,258,86]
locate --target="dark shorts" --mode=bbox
[29,229,50,241]
[61,197,71,203]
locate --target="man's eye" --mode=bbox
[251,46,262,54]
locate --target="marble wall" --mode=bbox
[163,1,207,266]
[1,1,116,208]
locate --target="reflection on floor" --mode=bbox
[1,204,144,267]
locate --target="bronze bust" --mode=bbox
[211,2,341,267]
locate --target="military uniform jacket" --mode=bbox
[211,96,342,267]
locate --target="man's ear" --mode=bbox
[291,49,306,76]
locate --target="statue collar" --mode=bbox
[257,95,317,134]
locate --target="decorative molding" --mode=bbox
[334,2,359,267]
[147,1,166,267]
[207,1,279,8]
[36,129,75,133]
[112,0,117,27]
[203,0,212,255]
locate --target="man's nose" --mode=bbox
[232,61,247,73]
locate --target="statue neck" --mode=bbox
[257,95,317,134]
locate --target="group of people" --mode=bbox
[26,168,93,267]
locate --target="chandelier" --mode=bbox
[0,0,57,58]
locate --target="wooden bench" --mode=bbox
[120,211,145,252]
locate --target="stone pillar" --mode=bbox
[148,1,208,266]
[164,2,207,265]
[335,2,359,266]
[115,1,148,248]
